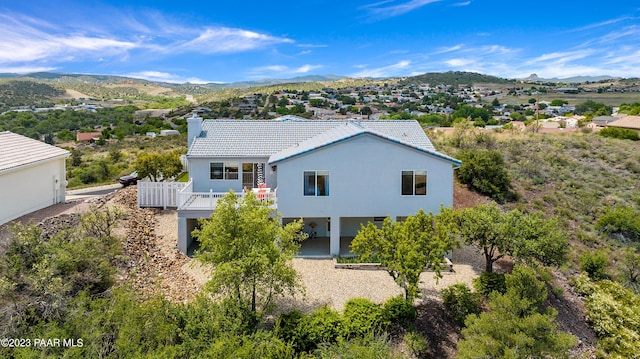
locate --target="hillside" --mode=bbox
[399,71,514,87]
[0,80,65,111]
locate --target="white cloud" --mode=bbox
[362,0,441,20]
[174,27,293,54]
[525,50,595,65]
[247,64,324,78]
[350,60,411,78]
[432,44,463,54]
[0,14,137,64]
[453,1,471,6]
[126,70,213,84]
[294,64,323,73]
[444,58,475,67]
[0,65,57,74]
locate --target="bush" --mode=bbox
[442,283,482,326]
[456,149,514,203]
[596,205,640,242]
[404,331,429,356]
[296,306,344,352]
[598,127,640,141]
[341,298,386,338]
[473,271,506,297]
[274,310,305,347]
[572,275,640,358]
[382,295,417,327]
[579,250,609,280]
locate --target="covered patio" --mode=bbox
[296,236,355,258]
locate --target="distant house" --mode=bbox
[76,132,101,142]
[607,115,640,133]
[175,114,461,256]
[160,129,180,136]
[0,131,70,225]
[592,115,617,127]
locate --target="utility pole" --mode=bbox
[535,92,540,133]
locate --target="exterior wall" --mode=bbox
[187,157,273,192]
[274,134,455,220]
[0,158,66,225]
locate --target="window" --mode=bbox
[210,162,239,180]
[304,171,329,196]
[401,170,427,196]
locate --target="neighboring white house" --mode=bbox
[177,114,461,256]
[0,131,70,225]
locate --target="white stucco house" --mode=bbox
[0,131,70,225]
[177,114,460,256]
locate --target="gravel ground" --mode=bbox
[152,207,488,312]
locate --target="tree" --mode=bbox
[457,204,509,273]
[351,208,459,301]
[458,205,568,272]
[70,148,82,167]
[491,98,500,107]
[456,149,513,203]
[135,152,183,182]
[457,266,577,358]
[193,191,307,316]
[506,211,569,268]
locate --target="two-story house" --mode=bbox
[177,114,460,256]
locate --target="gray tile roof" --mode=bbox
[268,122,460,165]
[187,117,458,165]
[0,131,70,173]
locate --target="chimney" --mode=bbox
[187,112,203,148]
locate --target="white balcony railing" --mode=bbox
[177,179,276,211]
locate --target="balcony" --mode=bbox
[177,179,276,211]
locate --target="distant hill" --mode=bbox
[522,73,619,83]
[400,71,514,86]
[0,80,65,112]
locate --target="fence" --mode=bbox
[137,181,188,209]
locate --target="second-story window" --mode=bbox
[210,162,238,180]
[401,170,427,195]
[304,170,329,196]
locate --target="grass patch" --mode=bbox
[176,172,189,182]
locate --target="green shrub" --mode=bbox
[312,335,395,358]
[579,250,609,280]
[296,306,344,352]
[473,271,506,297]
[596,205,640,242]
[341,298,385,338]
[382,295,417,327]
[441,283,482,326]
[404,331,429,356]
[274,309,305,346]
[456,149,514,203]
[572,275,640,358]
[598,127,640,141]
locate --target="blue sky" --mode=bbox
[1,0,639,83]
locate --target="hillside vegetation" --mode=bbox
[400,71,514,86]
[0,80,65,111]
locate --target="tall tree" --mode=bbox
[193,191,307,316]
[351,208,459,301]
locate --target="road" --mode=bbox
[66,183,123,200]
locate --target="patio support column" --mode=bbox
[178,216,188,254]
[330,216,340,256]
